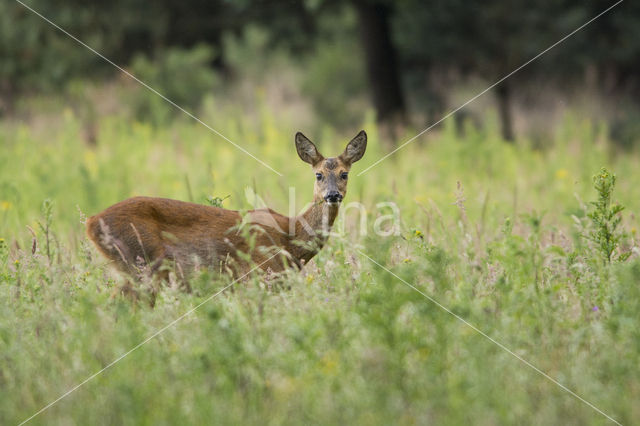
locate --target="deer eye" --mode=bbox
[315,173,323,181]
[340,172,348,180]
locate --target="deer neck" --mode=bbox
[288,201,340,265]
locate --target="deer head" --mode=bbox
[295,130,367,204]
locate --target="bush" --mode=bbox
[128,44,219,124]
[586,168,630,263]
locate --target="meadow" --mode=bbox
[1,103,639,425]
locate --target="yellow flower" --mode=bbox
[403,258,411,263]
[555,169,568,180]
[413,230,423,238]
[320,351,339,375]
[83,150,98,177]
[306,274,314,284]
[0,201,12,211]
[14,259,19,265]
[632,227,637,235]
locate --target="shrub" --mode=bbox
[128,45,219,124]
[585,167,629,263]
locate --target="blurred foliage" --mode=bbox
[609,106,640,149]
[301,8,367,126]
[1,0,639,144]
[0,0,165,98]
[128,45,220,124]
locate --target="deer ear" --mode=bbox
[340,130,367,165]
[295,132,323,165]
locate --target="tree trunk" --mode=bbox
[354,0,406,125]
[496,83,514,142]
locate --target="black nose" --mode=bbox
[324,191,343,203]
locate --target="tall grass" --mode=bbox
[0,106,639,425]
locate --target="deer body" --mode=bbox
[86,131,367,281]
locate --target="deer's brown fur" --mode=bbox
[86,131,367,284]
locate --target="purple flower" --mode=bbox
[592,306,599,312]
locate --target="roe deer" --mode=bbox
[86,130,367,286]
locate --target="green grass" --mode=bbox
[1,107,639,425]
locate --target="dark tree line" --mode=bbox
[1,0,639,142]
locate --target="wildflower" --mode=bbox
[320,352,338,374]
[83,150,98,177]
[632,227,637,236]
[555,169,569,180]
[403,258,411,263]
[0,201,12,211]
[592,306,599,312]
[14,259,19,265]
[306,274,314,284]
[413,229,423,238]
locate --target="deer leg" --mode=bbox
[111,278,140,305]
[173,261,193,293]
